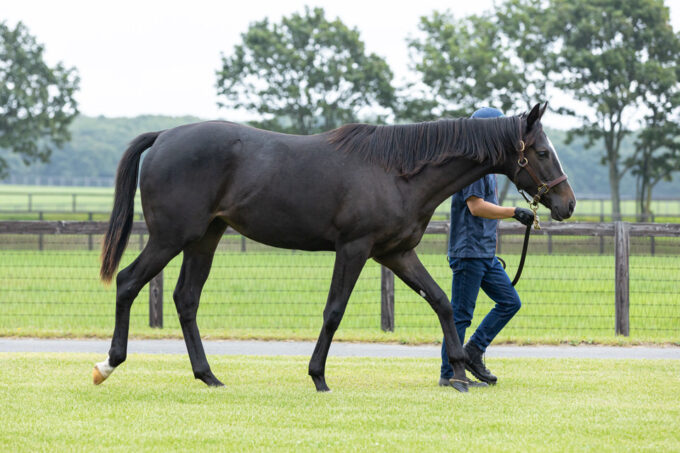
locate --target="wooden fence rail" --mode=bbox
[2,220,680,335]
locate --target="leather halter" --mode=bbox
[513,139,568,206]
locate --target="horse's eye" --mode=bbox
[537,150,549,159]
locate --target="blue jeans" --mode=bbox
[440,256,521,379]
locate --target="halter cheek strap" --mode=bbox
[513,138,568,229]
[515,140,568,196]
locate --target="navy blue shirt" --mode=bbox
[447,175,498,259]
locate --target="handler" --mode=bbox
[439,107,534,388]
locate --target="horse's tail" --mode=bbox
[100,131,161,283]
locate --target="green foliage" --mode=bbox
[627,48,680,218]
[0,21,79,178]
[548,0,680,216]
[401,2,551,122]
[215,7,394,134]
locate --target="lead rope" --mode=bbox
[508,190,542,286]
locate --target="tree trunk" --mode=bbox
[608,160,621,221]
[644,181,655,221]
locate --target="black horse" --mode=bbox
[93,103,575,393]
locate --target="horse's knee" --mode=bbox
[173,288,199,323]
[323,308,343,332]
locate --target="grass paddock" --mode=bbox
[1,353,678,452]
[1,245,679,344]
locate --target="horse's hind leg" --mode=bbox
[172,219,227,386]
[93,237,181,384]
[375,249,469,393]
[308,240,370,392]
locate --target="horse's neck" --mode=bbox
[408,157,501,216]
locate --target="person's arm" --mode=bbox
[466,196,535,225]
[466,196,515,219]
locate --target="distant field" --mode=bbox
[1,353,678,452]
[2,184,680,222]
[1,243,678,344]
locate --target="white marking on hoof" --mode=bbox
[419,290,427,298]
[93,357,115,385]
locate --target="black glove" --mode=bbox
[513,207,534,226]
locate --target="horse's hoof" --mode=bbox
[205,377,225,387]
[196,371,224,387]
[92,366,107,385]
[451,380,469,393]
[311,375,330,392]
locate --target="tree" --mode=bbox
[401,11,517,122]
[627,70,680,219]
[215,7,394,135]
[402,4,553,201]
[548,0,679,219]
[401,3,553,122]
[0,21,79,179]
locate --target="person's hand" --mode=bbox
[513,207,534,226]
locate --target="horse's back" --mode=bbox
[137,121,379,249]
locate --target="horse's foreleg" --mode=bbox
[173,219,226,387]
[376,249,469,393]
[93,238,180,385]
[309,240,370,392]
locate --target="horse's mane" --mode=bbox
[327,116,522,175]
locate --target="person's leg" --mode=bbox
[469,257,522,351]
[440,258,484,379]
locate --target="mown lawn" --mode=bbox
[0,353,678,452]
[1,240,679,344]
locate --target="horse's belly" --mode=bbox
[217,210,336,252]
[226,221,335,251]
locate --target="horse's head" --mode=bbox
[510,103,575,221]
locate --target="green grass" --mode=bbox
[0,353,678,452]
[1,234,679,344]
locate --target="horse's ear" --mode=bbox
[526,103,542,131]
[540,102,548,118]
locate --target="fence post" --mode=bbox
[380,266,395,332]
[614,221,630,336]
[88,212,94,251]
[599,210,605,254]
[149,271,163,328]
[38,211,44,251]
[650,213,655,256]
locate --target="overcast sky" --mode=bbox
[4,0,680,129]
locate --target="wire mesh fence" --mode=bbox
[0,223,679,342]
